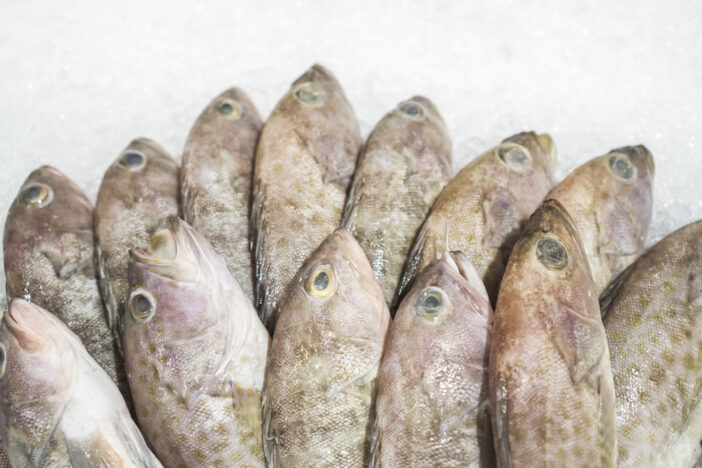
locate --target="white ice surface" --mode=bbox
[1,0,700,302]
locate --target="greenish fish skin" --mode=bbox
[0,299,162,468]
[124,217,269,467]
[342,96,452,307]
[371,251,493,467]
[3,166,130,406]
[263,228,390,468]
[181,87,263,303]
[489,200,616,467]
[602,219,702,467]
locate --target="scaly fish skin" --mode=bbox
[253,64,362,330]
[124,217,269,467]
[602,220,702,467]
[3,166,129,405]
[547,145,654,294]
[371,251,493,467]
[263,228,390,468]
[0,299,161,468]
[95,138,180,352]
[489,200,616,467]
[181,87,262,303]
[399,132,556,305]
[343,96,451,307]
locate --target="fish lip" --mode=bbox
[536,133,557,171]
[333,228,385,304]
[4,299,47,352]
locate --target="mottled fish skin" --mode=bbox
[95,138,180,353]
[342,96,451,307]
[3,166,130,406]
[547,145,654,295]
[181,87,263,303]
[489,200,616,467]
[398,132,556,306]
[601,220,702,467]
[0,299,162,468]
[262,228,390,468]
[124,217,269,467]
[370,252,493,467]
[253,64,362,330]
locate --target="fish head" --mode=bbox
[499,131,558,181]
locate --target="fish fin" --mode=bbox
[394,217,430,309]
[493,372,513,468]
[599,261,637,317]
[250,180,273,327]
[481,190,521,250]
[367,408,381,468]
[261,390,279,468]
[95,241,123,356]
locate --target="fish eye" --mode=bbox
[536,237,569,271]
[414,287,448,323]
[0,343,6,378]
[608,153,636,181]
[214,99,242,119]
[20,183,53,208]
[118,151,146,171]
[497,143,532,173]
[129,290,155,323]
[305,265,337,299]
[293,83,324,107]
[398,101,425,120]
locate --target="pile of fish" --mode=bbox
[0,63,699,468]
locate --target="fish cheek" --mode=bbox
[482,190,521,250]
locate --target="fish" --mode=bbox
[342,96,452,307]
[601,219,702,467]
[3,166,130,405]
[262,228,390,467]
[253,64,362,330]
[124,217,269,467]
[0,299,161,468]
[398,131,556,306]
[370,251,493,467]
[181,87,263,303]
[488,200,616,467]
[94,138,180,353]
[546,145,654,294]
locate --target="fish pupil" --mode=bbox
[399,102,424,119]
[499,146,530,169]
[25,186,40,201]
[422,294,441,315]
[313,271,329,291]
[610,155,633,180]
[296,88,318,104]
[123,152,143,167]
[137,296,150,313]
[217,102,233,115]
[537,238,568,270]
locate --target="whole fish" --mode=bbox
[370,251,493,467]
[602,219,702,467]
[0,299,161,468]
[399,132,556,305]
[547,145,654,294]
[342,96,452,306]
[181,87,263,302]
[95,138,180,352]
[3,166,129,404]
[262,228,390,467]
[253,64,362,330]
[489,200,616,467]
[124,217,269,467]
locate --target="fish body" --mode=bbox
[263,228,390,467]
[3,166,129,403]
[547,145,654,294]
[489,200,616,467]
[399,132,556,305]
[253,64,362,330]
[95,138,180,352]
[602,219,702,467]
[342,96,451,306]
[124,217,269,467]
[371,251,492,467]
[181,87,263,302]
[0,299,161,468]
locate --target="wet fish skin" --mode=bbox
[263,228,390,468]
[342,96,451,307]
[602,220,702,467]
[253,64,362,330]
[371,251,493,467]
[181,87,263,303]
[399,131,556,306]
[95,138,180,353]
[547,145,654,294]
[0,299,161,468]
[124,217,269,467]
[489,200,616,467]
[3,166,129,405]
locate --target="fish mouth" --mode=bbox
[446,252,490,304]
[536,133,557,171]
[4,299,49,352]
